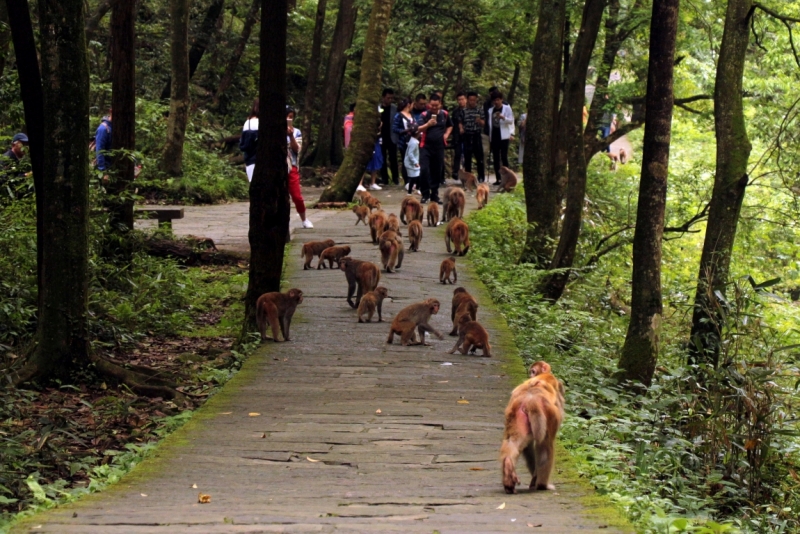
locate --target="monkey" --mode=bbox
[339,257,381,309]
[498,166,518,192]
[445,217,471,256]
[439,257,457,284]
[300,239,336,270]
[529,361,552,378]
[450,287,478,335]
[619,147,628,165]
[448,314,491,357]
[500,361,565,494]
[378,230,405,272]
[407,220,423,252]
[387,213,402,236]
[386,298,444,346]
[400,196,424,224]
[368,211,389,244]
[356,190,371,204]
[427,202,439,227]
[317,245,351,269]
[353,205,370,225]
[446,189,466,221]
[364,195,382,211]
[357,286,389,323]
[458,168,478,192]
[476,183,490,209]
[255,288,304,342]
[440,187,464,223]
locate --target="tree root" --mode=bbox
[89,354,187,401]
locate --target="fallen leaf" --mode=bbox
[744,439,758,450]
[528,523,543,528]
[198,493,211,504]
[437,380,449,383]
[496,502,506,509]
[469,467,484,471]
[441,362,453,366]
[457,400,470,404]
[218,412,232,415]
[375,409,382,414]
[248,412,261,417]
[191,483,197,489]
[307,457,321,463]
[261,433,267,438]
[511,518,517,522]
[141,493,148,497]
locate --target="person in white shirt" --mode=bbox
[487,91,515,183]
[286,106,313,228]
[403,126,421,195]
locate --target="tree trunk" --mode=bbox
[540,0,607,302]
[519,0,566,266]
[108,0,136,230]
[25,0,91,378]
[311,0,357,168]
[213,0,259,107]
[162,0,191,176]
[688,0,753,368]
[6,0,45,307]
[298,0,328,164]
[160,0,225,100]
[318,0,394,202]
[506,63,521,107]
[85,0,112,41]
[0,1,10,77]
[618,0,680,386]
[240,0,290,337]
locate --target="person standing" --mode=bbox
[411,93,427,122]
[461,92,485,182]
[95,109,113,172]
[450,92,467,180]
[379,88,398,185]
[392,98,415,186]
[482,87,497,172]
[488,91,514,182]
[240,99,259,182]
[286,106,313,228]
[343,103,355,149]
[416,94,452,204]
[403,125,421,195]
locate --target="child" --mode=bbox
[403,126,421,195]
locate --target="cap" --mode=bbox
[12,133,29,144]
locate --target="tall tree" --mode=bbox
[0,1,10,77]
[213,0,260,107]
[108,0,136,230]
[519,0,567,266]
[84,0,112,41]
[688,0,753,368]
[162,0,191,176]
[298,0,329,164]
[241,0,290,336]
[311,0,357,168]
[540,0,607,302]
[318,0,395,202]
[618,0,680,386]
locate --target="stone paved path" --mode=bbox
[21,184,627,533]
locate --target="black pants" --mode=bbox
[420,144,445,202]
[380,137,399,184]
[462,132,485,182]
[451,134,463,179]
[491,129,509,181]
[398,144,409,184]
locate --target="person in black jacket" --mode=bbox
[416,94,452,204]
[379,88,399,185]
[450,92,467,180]
[240,98,260,182]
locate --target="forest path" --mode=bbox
[21,185,626,533]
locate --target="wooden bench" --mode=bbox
[134,207,184,229]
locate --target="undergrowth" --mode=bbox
[468,192,800,534]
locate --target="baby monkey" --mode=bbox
[357,286,389,323]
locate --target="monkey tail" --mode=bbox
[300,246,305,258]
[527,405,547,445]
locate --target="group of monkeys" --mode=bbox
[255,173,566,494]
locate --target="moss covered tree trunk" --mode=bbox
[540,0,606,302]
[311,0,356,168]
[519,0,566,266]
[23,0,91,378]
[689,0,753,368]
[318,0,394,202]
[108,0,136,230]
[618,0,679,386]
[298,0,328,164]
[240,0,290,338]
[162,0,190,176]
[213,0,259,107]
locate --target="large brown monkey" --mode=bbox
[400,196,424,224]
[378,230,405,272]
[500,361,565,494]
[498,166,518,192]
[317,245,351,269]
[446,189,466,221]
[427,203,439,227]
[449,314,492,357]
[386,298,444,346]
[441,187,465,223]
[408,220,423,252]
[368,211,389,244]
[458,168,478,192]
[256,288,304,342]
[357,286,389,323]
[476,183,489,209]
[300,239,335,270]
[387,213,402,235]
[450,287,478,335]
[440,257,457,284]
[339,257,381,308]
[445,217,471,256]
[353,205,370,225]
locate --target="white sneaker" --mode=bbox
[302,219,314,229]
[414,189,421,196]
[369,183,382,191]
[356,184,367,192]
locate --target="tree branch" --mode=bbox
[663,201,711,233]
[753,2,800,24]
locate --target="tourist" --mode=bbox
[343,103,355,149]
[450,92,467,180]
[286,106,313,228]
[411,93,427,122]
[392,98,415,186]
[95,109,112,172]
[404,125,421,195]
[488,91,514,182]
[379,89,399,185]
[416,94,452,204]
[240,99,259,182]
[462,92,485,183]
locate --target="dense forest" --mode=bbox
[2,0,800,531]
